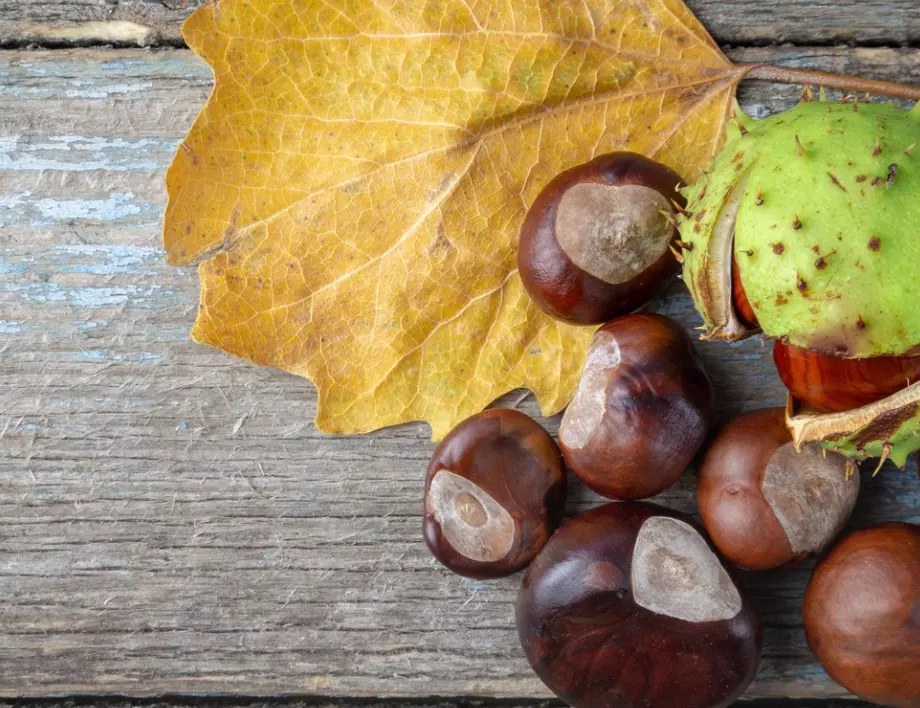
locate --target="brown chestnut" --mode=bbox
[697,408,859,571]
[804,523,920,706]
[423,408,566,579]
[774,339,920,413]
[518,152,685,324]
[517,502,761,708]
[731,252,759,330]
[559,313,713,499]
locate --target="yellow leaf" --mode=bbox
[164,0,745,439]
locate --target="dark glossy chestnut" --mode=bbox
[558,313,713,499]
[517,501,761,708]
[731,252,759,329]
[774,339,920,413]
[697,408,858,571]
[423,408,566,579]
[518,152,685,324]
[804,523,920,707]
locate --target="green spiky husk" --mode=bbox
[680,100,920,467]
[680,100,920,357]
[788,382,920,467]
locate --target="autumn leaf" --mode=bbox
[164,0,746,438]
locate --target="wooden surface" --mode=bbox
[1,0,917,46]
[0,0,918,702]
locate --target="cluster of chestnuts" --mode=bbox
[422,152,919,708]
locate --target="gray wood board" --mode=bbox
[0,700,876,708]
[0,45,918,698]
[0,0,918,48]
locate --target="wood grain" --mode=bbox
[0,700,874,708]
[0,0,918,48]
[0,45,918,699]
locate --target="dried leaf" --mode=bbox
[164,0,745,438]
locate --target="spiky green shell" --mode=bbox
[680,101,920,357]
[788,382,920,467]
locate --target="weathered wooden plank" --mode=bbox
[0,701,872,708]
[0,46,918,700]
[0,0,918,48]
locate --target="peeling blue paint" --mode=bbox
[0,135,176,172]
[4,282,168,308]
[0,320,23,334]
[0,263,27,274]
[0,190,160,227]
[46,349,165,363]
[76,320,109,332]
[53,244,165,275]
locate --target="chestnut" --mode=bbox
[559,313,713,499]
[517,502,761,708]
[804,523,920,706]
[697,408,859,571]
[774,339,920,413]
[422,408,566,579]
[518,152,685,324]
[731,252,759,330]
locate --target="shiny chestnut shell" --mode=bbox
[804,523,920,706]
[518,152,685,324]
[423,409,566,579]
[558,313,713,499]
[774,339,920,413]
[697,408,858,571]
[517,502,762,708]
[731,252,759,329]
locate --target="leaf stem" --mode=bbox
[739,64,920,101]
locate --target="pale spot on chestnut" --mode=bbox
[559,313,713,500]
[762,442,858,554]
[698,407,859,571]
[428,470,514,563]
[422,408,565,579]
[454,491,488,528]
[558,330,620,450]
[516,502,761,708]
[555,183,673,285]
[632,516,742,623]
[518,152,685,325]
